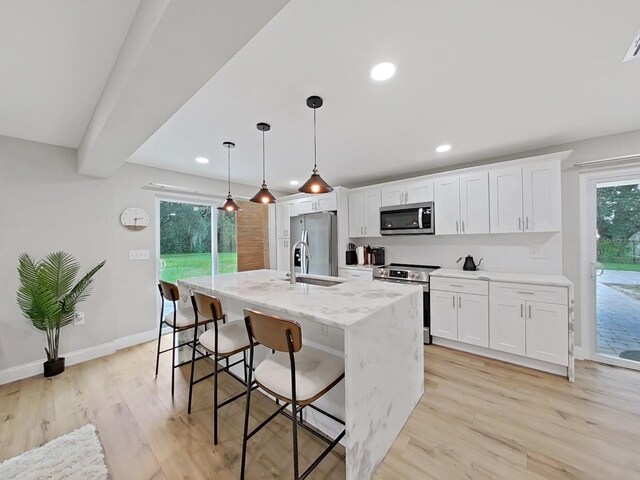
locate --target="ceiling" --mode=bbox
[0,0,140,148]
[129,0,640,193]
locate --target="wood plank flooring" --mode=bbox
[1,340,640,479]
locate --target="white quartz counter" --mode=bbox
[430,268,573,287]
[177,269,421,329]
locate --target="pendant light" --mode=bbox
[299,95,333,194]
[250,122,277,204]
[217,141,241,212]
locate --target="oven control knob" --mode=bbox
[411,272,420,279]
[380,270,387,276]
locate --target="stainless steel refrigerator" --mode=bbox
[290,212,338,277]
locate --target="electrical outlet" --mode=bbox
[74,312,85,326]
[529,246,545,259]
[320,324,329,337]
[129,249,150,261]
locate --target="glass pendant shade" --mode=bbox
[217,141,241,211]
[250,122,277,204]
[299,96,333,194]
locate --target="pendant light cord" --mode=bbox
[227,145,231,195]
[262,130,266,183]
[313,107,318,171]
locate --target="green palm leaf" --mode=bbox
[40,251,80,300]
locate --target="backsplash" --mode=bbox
[354,232,562,274]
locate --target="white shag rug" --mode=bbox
[0,424,109,480]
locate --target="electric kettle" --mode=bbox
[456,255,483,271]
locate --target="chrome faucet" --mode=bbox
[290,240,311,285]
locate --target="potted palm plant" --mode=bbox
[17,251,106,377]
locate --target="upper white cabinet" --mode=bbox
[349,188,381,237]
[276,201,295,238]
[434,176,461,235]
[381,179,433,207]
[296,192,337,215]
[276,237,290,271]
[459,172,490,234]
[489,160,561,233]
[522,161,561,232]
[434,172,489,235]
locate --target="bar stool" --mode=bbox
[156,280,212,396]
[189,292,258,445]
[241,309,346,480]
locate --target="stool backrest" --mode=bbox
[191,291,224,321]
[158,280,180,302]
[244,309,302,353]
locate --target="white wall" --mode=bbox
[364,232,562,274]
[0,135,279,373]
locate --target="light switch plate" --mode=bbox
[129,249,150,261]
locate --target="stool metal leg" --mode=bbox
[213,352,219,445]
[154,319,163,377]
[171,327,177,396]
[187,325,198,414]
[240,343,255,480]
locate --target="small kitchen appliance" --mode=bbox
[380,202,434,235]
[457,255,483,271]
[371,247,386,266]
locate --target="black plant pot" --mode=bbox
[43,357,65,377]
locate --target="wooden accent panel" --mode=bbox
[236,200,270,271]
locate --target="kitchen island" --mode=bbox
[177,269,423,480]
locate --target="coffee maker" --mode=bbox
[371,247,385,266]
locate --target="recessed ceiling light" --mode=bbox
[290,180,299,186]
[436,144,452,153]
[370,62,396,81]
[195,156,209,164]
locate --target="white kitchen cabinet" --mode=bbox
[276,201,295,238]
[489,160,561,234]
[315,192,337,212]
[489,166,524,233]
[338,268,372,280]
[459,172,490,234]
[349,188,381,237]
[489,296,526,355]
[348,193,364,237]
[457,293,489,347]
[276,237,290,271]
[381,185,405,207]
[430,290,458,340]
[296,198,314,215]
[405,179,434,204]
[522,161,561,232]
[434,176,461,235]
[526,301,568,365]
[431,278,489,346]
[381,179,433,207]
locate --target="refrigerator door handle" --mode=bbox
[302,230,309,274]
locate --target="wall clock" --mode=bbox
[120,207,150,231]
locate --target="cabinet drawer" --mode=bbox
[431,277,488,295]
[490,282,568,305]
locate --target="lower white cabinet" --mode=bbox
[338,268,372,280]
[276,238,290,271]
[431,290,458,340]
[526,302,568,365]
[489,296,526,355]
[431,283,489,347]
[457,293,489,347]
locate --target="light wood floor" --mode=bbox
[1,341,640,480]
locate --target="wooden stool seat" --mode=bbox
[255,345,344,405]
[199,321,253,357]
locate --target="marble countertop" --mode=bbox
[177,269,422,329]
[430,268,573,287]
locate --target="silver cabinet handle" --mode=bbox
[528,304,532,319]
[364,226,367,235]
[456,221,459,233]
[520,303,524,318]
[461,220,465,233]
[452,295,456,308]
[516,291,535,295]
[526,216,530,230]
[518,217,522,231]
[450,284,465,287]
[458,295,462,308]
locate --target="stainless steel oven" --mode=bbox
[372,263,440,344]
[380,202,434,235]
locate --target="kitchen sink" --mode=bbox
[284,277,342,287]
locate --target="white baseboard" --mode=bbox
[0,328,159,386]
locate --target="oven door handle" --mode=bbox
[418,208,423,229]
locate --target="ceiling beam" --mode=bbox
[78,0,290,177]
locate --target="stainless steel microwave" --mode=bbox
[380,202,435,235]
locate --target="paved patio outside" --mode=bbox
[597,269,640,358]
